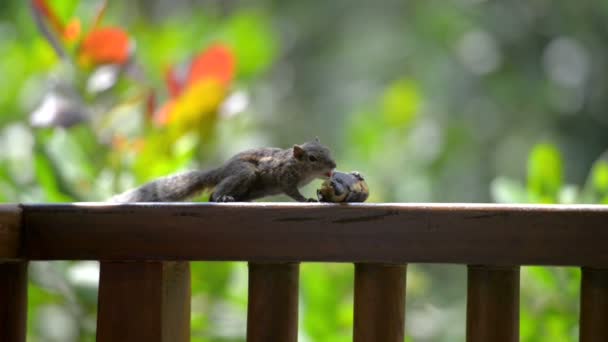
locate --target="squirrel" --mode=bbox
[110,138,337,203]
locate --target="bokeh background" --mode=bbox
[2,0,608,341]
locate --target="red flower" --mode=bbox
[188,44,235,87]
[165,44,235,98]
[155,44,236,126]
[31,0,133,67]
[79,27,132,66]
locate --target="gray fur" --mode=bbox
[109,170,220,202]
[109,140,336,203]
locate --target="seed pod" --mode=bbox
[317,171,369,203]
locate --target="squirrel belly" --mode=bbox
[109,169,220,202]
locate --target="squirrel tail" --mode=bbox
[109,169,220,203]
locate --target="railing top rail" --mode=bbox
[3,203,607,265]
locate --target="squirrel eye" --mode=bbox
[308,155,317,162]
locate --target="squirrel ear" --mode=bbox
[293,145,305,159]
[314,136,320,143]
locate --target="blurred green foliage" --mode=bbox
[492,143,607,341]
[1,0,608,341]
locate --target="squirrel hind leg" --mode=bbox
[210,169,256,202]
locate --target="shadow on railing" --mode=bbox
[1,203,607,341]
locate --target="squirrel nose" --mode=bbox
[329,161,336,169]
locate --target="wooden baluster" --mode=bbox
[353,263,407,342]
[580,267,608,342]
[0,262,27,342]
[247,263,299,342]
[466,265,519,342]
[96,261,190,342]
[0,205,26,342]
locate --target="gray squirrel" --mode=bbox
[110,139,336,203]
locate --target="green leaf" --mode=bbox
[222,11,278,79]
[300,264,353,342]
[27,282,66,339]
[519,309,535,341]
[51,0,79,21]
[191,262,234,296]
[34,151,73,202]
[581,153,608,202]
[382,79,421,128]
[133,131,196,182]
[527,144,563,203]
[347,110,385,161]
[591,161,608,193]
[41,129,97,199]
[490,177,529,203]
[0,165,12,202]
[545,314,571,342]
[527,266,559,292]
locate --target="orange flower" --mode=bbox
[165,44,235,97]
[187,44,235,87]
[154,44,236,126]
[79,27,131,66]
[31,0,133,67]
[63,19,82,43]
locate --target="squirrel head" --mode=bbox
[293,138,336,178]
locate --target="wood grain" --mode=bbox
[20,203,608,265]
[0,262,27,342]
[0,205,20,259]
[580,267,608,342]
[353,263,406,342]
[0,207,25,342]
[247,263,299,342]
[96,261,190,342]
[466,265,519,342]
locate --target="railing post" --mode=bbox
[0,262,27,342]
[96,261,190,342]
[466,265,519,342]
[0,205,26,342]
[580,267,608,342]
[247,262,299,342]
[353,263,407,342]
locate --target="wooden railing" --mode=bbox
[1,203,608,341]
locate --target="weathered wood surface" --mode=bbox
[247,263,299,342]
[0,262,28,342]
[466,265,519,342]
[0,205,20,258]
[96,261,190,342]
[20,203,608,265]
[0,207,26,342]
[580,267,608,342]
[353,263,406,342]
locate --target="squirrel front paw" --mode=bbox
[214,195,236,202]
